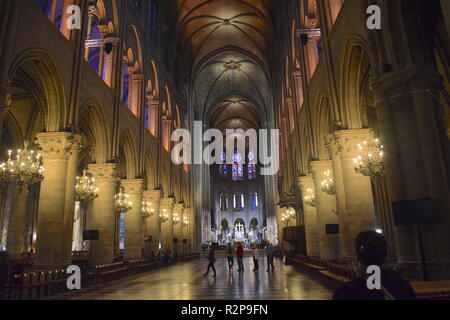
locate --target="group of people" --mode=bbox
[203,241,276,277]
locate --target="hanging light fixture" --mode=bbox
[172,212,181,225]
[115,186,132,213]
[321,170,336,195]
[353,138,384,182]
[141,200,154,218]
[159,208,169,223]
[0,143,44,185]
[183,215,189,227]
[75,170,98,202]
[304,188,316,207]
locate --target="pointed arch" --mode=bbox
[118,129,138,179]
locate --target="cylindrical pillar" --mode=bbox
[34,132,73,268]
[326,129,377,259]
[87,163,118,265]
[298,176,320,257]
[159,198,174,251]
[6,184,28,257]
[121,179,144,260]
[172,203,184,262]
[143,190,161,257]
[310,161,340,260]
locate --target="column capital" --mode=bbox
[36,132,81,160]
[88,163,119,182]
[121,179,144,195]
[0,80,12,110]
[173,203,185,212]
[326,129,374,159]
[144,189,162,202]
[160,197,175,209]
[297,175,314,191]
[309,160,333,180]
[371,67,441,100]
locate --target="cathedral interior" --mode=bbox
[0,0,449,301]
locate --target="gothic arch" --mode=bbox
[8,49,67,132]
[118,129,138,179]
[313,93,334,160]
[340,37,372,130]
[78,98,111,164]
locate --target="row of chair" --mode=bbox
[5,269,68,300]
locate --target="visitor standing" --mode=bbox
[226,242,234,271]
[266,241,275,272]
[236,242,244,272]
[252,244,259,272]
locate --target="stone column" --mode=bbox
[372,69,450,277]
[34,132,74,268]
[147,97,159,137]
[172,203,184,261]
[298,176,320,257]
[87,163,118,265]
[129,73,143,116]
[143,189,161,257]
[61,135,83,266]
[159,198,174,251]
[326,129,377,259]
[6,184,28,257]
[310,161,340,260]
[182,208,191,255]
[0,81,12,146]
[121,179,144,260]
[102,38,120,89]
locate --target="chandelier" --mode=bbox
[0,144,44,185]
[321,170,336,195]
[159,208,169,223]
[353,138,384,181]
[172,212,181,225]
[281,207,296,224]
[183,215,189,227]
[141,200,155,218]
[304,188,316,207]
[75,170,98,202]
[115,186,132,213]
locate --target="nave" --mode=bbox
[60,258,332,300]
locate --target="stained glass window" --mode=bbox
[219,153,228,179]
[248,152,257,180]
[250,193,258,210]
[232,153,243,181]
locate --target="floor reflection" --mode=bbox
[63,258,333,300]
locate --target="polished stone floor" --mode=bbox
[63,257,333,300]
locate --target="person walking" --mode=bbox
[203,246,217,277]
[266,241,275,272]
[226,242,234,271]
[236,242,244,272]
[252,244,260,272]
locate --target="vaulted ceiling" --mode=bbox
[176,0,274,130]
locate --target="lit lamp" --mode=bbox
[353,138,385,182]
[159,208,169,223]
[115,186,132,213]
[75,170,98,202]
[172,212,180,225]
[0,144,44,185]
[141,200,154,218]
[183,215,189,227]
[304,188,316,207]
[321,170,336,195]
